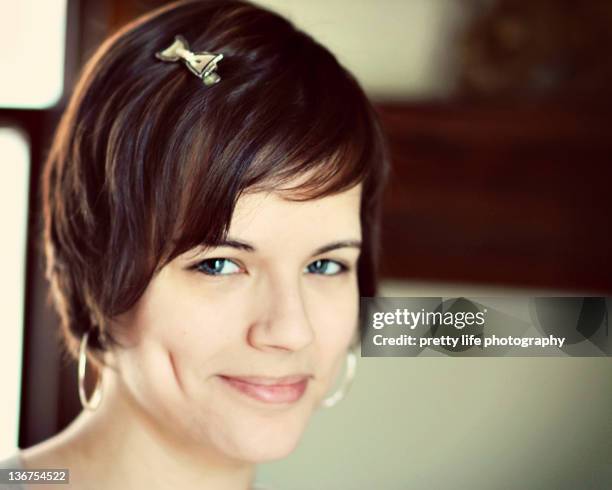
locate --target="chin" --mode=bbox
[236,434,304,463]
[222,416,310,463]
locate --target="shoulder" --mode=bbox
[0,452,23,468]
[17,429,82,471]
[0,452,26,490]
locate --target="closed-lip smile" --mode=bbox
[217,374,312,404]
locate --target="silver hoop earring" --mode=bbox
[78,331,103,411]
[320,350,357,408]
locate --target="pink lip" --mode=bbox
[218,375,310,404]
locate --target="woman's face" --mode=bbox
[111,183,362,463]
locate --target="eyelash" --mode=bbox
[190,258,350,277]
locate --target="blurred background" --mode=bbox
[1,0,611,488]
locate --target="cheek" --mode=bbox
[141,283,250,380]
[111,278,262,450]
[312,274,359,339]
[143,271,240,339]
[114,276,247,401]
[307,277,359,384]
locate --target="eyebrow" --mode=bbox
[216,238,362,257]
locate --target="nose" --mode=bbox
[247,272,315,353]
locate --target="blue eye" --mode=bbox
[194,258,241,276]
[305,259,347,275]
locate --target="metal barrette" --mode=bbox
[155,35,224,86]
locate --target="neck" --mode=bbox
[49,366,257,490]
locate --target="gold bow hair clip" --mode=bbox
[155,35,224,86]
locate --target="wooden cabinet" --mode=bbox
[376,101,612,292]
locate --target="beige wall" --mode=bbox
[253,0,466,100]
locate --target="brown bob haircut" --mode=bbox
[42,0,390,359]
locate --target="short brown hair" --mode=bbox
[42,0,389,359]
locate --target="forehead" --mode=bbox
[229,184,362,239]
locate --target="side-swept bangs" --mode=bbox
[43,0,389,356]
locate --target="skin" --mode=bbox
[20,183,363,490]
